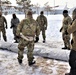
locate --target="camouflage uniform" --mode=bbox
[36,11,47,42]
[0,12,7,41]
[60,10,72,49]
[65,8,76,75]
[10,14,20,42]
[16,11,40,65]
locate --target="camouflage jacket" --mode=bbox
[0,16,7,29]
[16,18,40,37]
[61,15,72,32]
[11,17,20,28]
[36,15,47,30]
[67,19,76,51]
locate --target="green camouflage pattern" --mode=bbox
[36,15,47,41]
[16,17,40,62]
[0,16,7,41]
[61,15,72,48]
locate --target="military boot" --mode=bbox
[28,61,36,66]
[67,47,70,50]
[43,40,45,43]
[34,37,39,43]
[62,45,67,49]
[3,37,7,42]
[14,40,18,43]
[18,58,22,64]
[65,73,70,75]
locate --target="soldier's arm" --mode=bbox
[60,20,64,32]
[60,26,63,32]
[18,18,20,24]
[67,19,76,34]
[44,17,47,30]
[16,20,24,36]
[36,17,39,22]
[3,17,7,28]
[36,22,40,37]
[68,17,72,25]
[10,19,15,28]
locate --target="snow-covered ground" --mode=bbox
[0,14,71,75]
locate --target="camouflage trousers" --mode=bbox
[0,28,7,41]
[41,29,46,41]
[13,28,18,41]
[17,38,34,63]
[62,32,70,48]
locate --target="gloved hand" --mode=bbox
[10,26,12,28]
[16,35,20,39]
[10,24,15,28]
[34,37,39,43]
[6,25,8,29]
[65,30,68,35]
[60,28,62,32]
[45,27,47,30]
[71,39,74,44]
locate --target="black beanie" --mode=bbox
[63,10,68,14]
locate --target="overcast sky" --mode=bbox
[9,0,76,8]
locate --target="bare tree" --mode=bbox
[34,3,40,15]
[44,2,51,15]
[16,0,32,17]
[0,0,11,11]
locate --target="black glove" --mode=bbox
[6,25,8,29]
[16,35,20,39]
[60,27,63,32]
[65,30,68,35]
[71,39,74,45]
[45,27,47,30]
[10,24,15,28]
[10,26,12,28]
[34,37,39,43]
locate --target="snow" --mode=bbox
[0,50,70,75]
[0,14,71,75]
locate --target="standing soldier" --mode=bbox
[60,10,72,50]
[0,11,7,41]
[65,8,76,75]
[16,11,40,66]
[10,14,20,43]
[35,11,47,43]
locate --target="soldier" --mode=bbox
[0,11,7,41]
[16,11,40,66]
[65,8,76,75]
[10,13,20,43]
[35,11,47,43]
[60,10,72,50]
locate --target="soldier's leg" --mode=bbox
[62,33,67,49]
[2,28,7,41]
[66,35,70,50]
[17,39,27,64]
[42,29,46,43]
[67,39,70,50]
[69,50,76,75]
[27,41,35,65]
[13,28,17,42]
